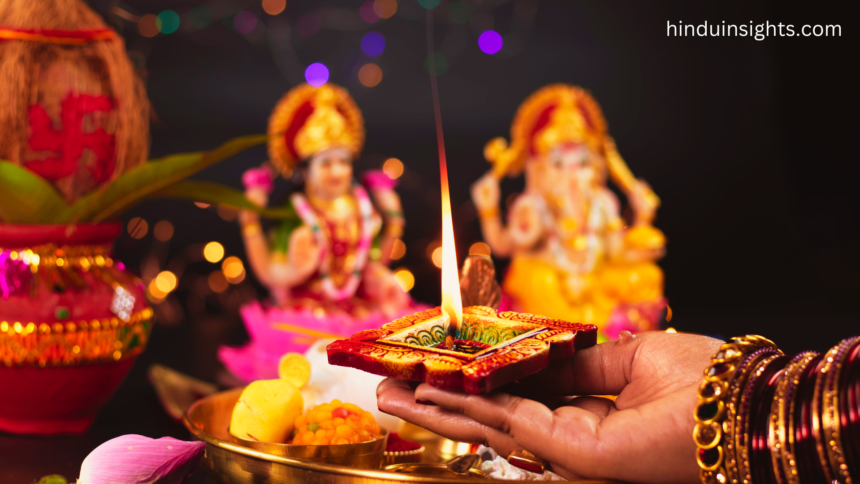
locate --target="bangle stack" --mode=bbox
[696,335,860,484]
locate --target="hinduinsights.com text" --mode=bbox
[667,21,841,41]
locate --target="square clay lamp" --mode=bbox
[327,306,597,394]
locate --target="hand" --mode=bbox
[377,331,722,484]
[471,172,501,211]
[287,226,320,280]
[245,187,269,208]
[371,188,403,218]
[628,180,656,225]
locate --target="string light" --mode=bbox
[138,15,160,37]
[208,271,229,293]
[382,158,404,179]
[359,0,380,23]
[217,205,238,221]
[478,30,503,54]
[153,221,174,242]
[389,239,406,260]
[305,63,329,87]
[361,32,385,57]
[468,242,491,256]
[203,242,225,263]
[431,246,443,268]
[194,202,210,208]
[372,0,398,19]
[222,256,245,282]
[262,0,286,16]
[234,11,257,34]
[393,268,415,292]
[155,271,178,293]
[157,10,181,34]
[127,217,148,239]
[358,63,383,87]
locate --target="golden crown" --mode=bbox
[268,83,365,176]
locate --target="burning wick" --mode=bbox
[426,8,463,350]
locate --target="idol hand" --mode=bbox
[377,331,721,484]
[471,172,500,212]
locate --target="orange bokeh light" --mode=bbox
[373,0,397,19]
[358,63,383,87]
[262,0,287,15]
[382,158,404,179]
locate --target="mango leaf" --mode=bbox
[150,181,297,219]
[0,161,73,224]
[74,134,267,223]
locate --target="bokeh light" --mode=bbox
[262,0,286,16]
[194,202,210,208]
[469,242,492,256]
[138,14,160,37]
[361,32,385,57]
[358,63,383,87]
[153,220,174,242]
[373,0,398,19]
[158,10,180,34]
[203,242,225,263]
[418,0,441,9]
[359,0,379,23]
[447,0,471,24]
[155,271,178,293]
[305,63,329,87]
[127,217,148,239]
[217,205,238,221]
[147,279,166,302]
[389,239,406,260]
[234,11,258,34]
[478,30,503,55]
[187,6,213,30]
[208,271,229,293]
[382,158,404,179]
[431,246,443,268]
[424,52,449,76]
[222,256,244,279]
[393,268,415,292]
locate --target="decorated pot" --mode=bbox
[0,223,152,435]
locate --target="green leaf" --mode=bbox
[150,181,297,219]
[74,134,267,223]
[0,161,72,224]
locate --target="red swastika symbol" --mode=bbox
[25,93,116,183]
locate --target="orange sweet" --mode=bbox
[291,399,383,445]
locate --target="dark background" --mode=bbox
[2,0,856,481]
[113,0,856,354]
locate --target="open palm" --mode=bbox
[376,331,722,483]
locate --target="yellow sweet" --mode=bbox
[277,352,311,389]
[229,379,303,443]
[291,400,382,445]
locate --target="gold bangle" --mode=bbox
[478,206,500,219]
[734,353,784,484]
[694,335,780,484]
[773,352,820,484]
[822,338,859,484]
[242,222,262,237]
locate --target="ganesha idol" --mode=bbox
[471,84,667,341]
[218,83,427,382]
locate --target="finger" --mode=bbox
[376,379,519,454]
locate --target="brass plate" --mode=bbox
[184,388,619,484]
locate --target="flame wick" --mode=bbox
[426,8,462,337]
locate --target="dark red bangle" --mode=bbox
[794,353,828,484]
[749,355,790,484]
[735,350,782,483]
[841,343,860,478]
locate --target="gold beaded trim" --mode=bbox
[0,307,153,367]
[0,244,114,271]
[695,335,780,484]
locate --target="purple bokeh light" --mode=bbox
[478,30,503,55]
[234,11,257,34]
[359,0,379,23]
[361,32,386,57]
[305,63,330,87]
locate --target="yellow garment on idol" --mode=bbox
[502,256,663,337]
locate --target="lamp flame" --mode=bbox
[425,8,462,343]
[440,161,463,337]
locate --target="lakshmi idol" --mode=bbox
[471,84,666,340]
[219,83,424,382]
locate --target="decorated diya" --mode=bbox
[327,71,597,394]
